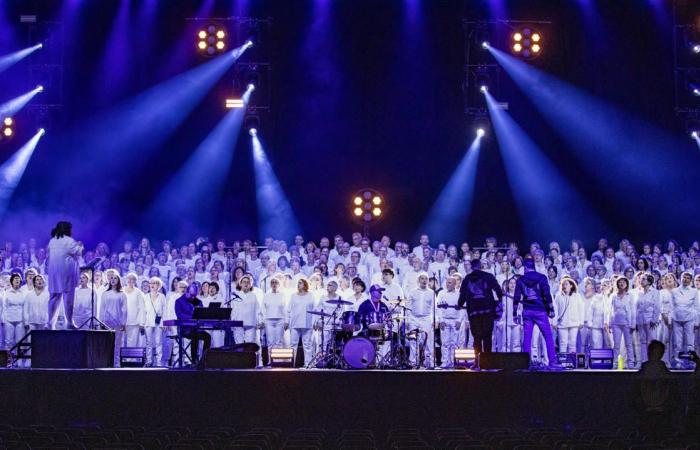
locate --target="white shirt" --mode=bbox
[636,288,660,325]
[4,288,25,322]
[23,289,49,325]
[74,286,95,323]
[124,288,145,326]
[288,292,316,329]
[99,290,127,328]
[262,291,287,320]
[610,293,635,327]
[554,292,584,328]
[589,294,608,329]
[671,286,698,322]
[408,287,435,319]
[381,282,405,303]
[436,289,464,322]
[231,291,260,328]
[143,292,166,327]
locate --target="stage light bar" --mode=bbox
[225,98,245,109]
[269,348,294,367]
[454,348,476,369]
[352,188,384,224]
[511,26,542,59]
[197,25,227,56]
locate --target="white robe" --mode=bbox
[47,236,81,294]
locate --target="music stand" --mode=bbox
[78,257,109,330]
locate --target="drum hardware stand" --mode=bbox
[385,299,412,369]
[306,306,344,369]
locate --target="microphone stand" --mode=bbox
[79,257,108,330]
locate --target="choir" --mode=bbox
[1,234,698,369]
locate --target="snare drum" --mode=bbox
[342,337,376,369]
[341,311,361,333]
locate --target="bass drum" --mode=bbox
[342,337,376,369]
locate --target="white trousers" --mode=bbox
[409,317,434,368]
[492,321,505,353]
[125,325,141,347]
[290,328,313,366]
[531,325,557,364]
[144,326,163,366]
[637,323,657,363]
[558,327,579,353]
[265,319,286,348]
[611,324,634,368]
[233,326,257,345]
[673,320,695,356]
[4,321,24,350]
[112,329,125,367]
[440,321,459,368]
[657,322,673,364]
[503,324,522,352]
[590,328,606,349]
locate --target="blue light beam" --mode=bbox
[0,85,43,118]
[419,135,482,243]
[251,135,302,243]
[0,129,45,218]
[485,91,609,243]
[0,44,42,73]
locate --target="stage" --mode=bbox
[0,368,697,436]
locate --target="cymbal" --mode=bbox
[308,310,334,317]
[325,299,353,306]
[387,298,406,304]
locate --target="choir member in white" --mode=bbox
[143,277,166,367]
[554,277,584,353]
[437,276,463,368]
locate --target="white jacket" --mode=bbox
[143,292,166,327]
[589,294,608,329]
[610,293,635,327]
[437,289,465,323]
[671,286,698,323]
[555,292,584,328]
[23,289,49,325]
[287,292,316,329]
[231,291,261,328]
[262,291,287,320]
[124,288,145,326]
[4,288,25,323]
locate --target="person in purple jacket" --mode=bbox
[513,258,562,369]
[175,281,211,365]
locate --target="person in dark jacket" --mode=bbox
[513,258,559,368]
[458,259,503,362]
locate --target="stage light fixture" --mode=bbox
[476,128,485,137]
[197,25,227,56]
[36,85,43,92]
[372,196,381,206]
[225,98,244,109]
[693,88,700,97]
[511,26,542,59]
[693,44,700,54]
[269,348,294,367]
[247,83,256,92]
[353,196,362,206]
[249,127,257,137]
[692,131,699,139]
[481,41,490,49]
[245,39,254,49]
[480,85,488,94]
[1,117,14,140]
[351,188,384,228]
[38,128,45,136]
[372,207,382,217]
[353,207,362,216]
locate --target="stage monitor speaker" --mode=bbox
[0,350,9,368]
[588,348,614,370]
[31,330,115,369]
[478,352,530,370]
[203,349,256,369]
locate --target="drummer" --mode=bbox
[358,284,391,333]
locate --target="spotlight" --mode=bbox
[480,85,488,94]
[481,41,490,49]
[353,207,363,216]
[476,128,485,137]
[511,26,542,59]
[36,85,43,92]
[693,88,700,97]
[249,128,257,137]
[692,131,699,139]
[245,39,254,49]
[225,98,245,109]
[38,43,43,49]
[1,117,14,140]
[197,25,227,56]
[38,128,45,135]
[372,207,382,217]
[353,196,362,206]
[372,196,381,206]
[693,44,700,54]
[247,83,256,92]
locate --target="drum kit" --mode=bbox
[306,298,425,370]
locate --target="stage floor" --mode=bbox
[1,368,697,434]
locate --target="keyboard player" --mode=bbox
[175,281,211,365]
